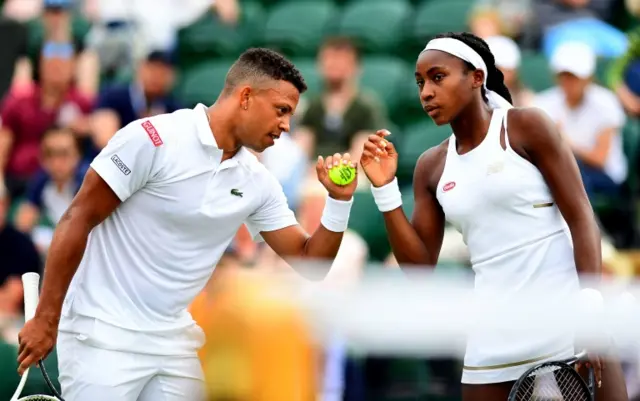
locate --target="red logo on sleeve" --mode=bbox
[141,120,163,147]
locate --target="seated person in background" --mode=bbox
[0,180,41,345]
[607,28,640,116]
[534,42,627,198]
[612,58,640,117]
[468,0,532,39]
[198,268,318,401]
[0,41,92,199]
[0,16,28,99]
[485,35,535,107]
[15,127,87,252]
[293,36,387,188]
[260,128,308,211]
[90,50,180,150]
[189,246,243,362]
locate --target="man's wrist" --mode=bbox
[321,196,353,232]
[35,307,61,324]
[328,193,353,202]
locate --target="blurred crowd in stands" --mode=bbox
[2,0,640,399]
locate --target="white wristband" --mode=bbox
[371,177,403,212]
[320,196,354,232]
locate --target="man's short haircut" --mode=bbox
[223,48,307,94]
[319,36,361,62]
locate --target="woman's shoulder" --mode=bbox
[504,107,562,153]
[505,106,554,131]
[415,138,450,189]
[418,137,449,168]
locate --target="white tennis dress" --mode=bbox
[435,108,580,384]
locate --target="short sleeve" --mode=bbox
[245,173,298,242]
[599,92,626,130]
[90,120,160,202]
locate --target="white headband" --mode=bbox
[424,38,513,110]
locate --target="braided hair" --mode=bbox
[435,32,513,105]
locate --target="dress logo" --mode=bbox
[443,181,456,192]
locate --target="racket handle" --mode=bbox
[22,272,41,321]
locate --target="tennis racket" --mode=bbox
[508,350,595,401]
[10,273,65,401]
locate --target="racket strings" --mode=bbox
[515,365,590,401]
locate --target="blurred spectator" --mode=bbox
[15,127,86,252]
[190,246,243,360]
[293,37,387,163]
[254,177,368,401]
[532,0,627,58]
[91,50,180,150]
[41,0,73,42]
[83,0,238,71]
[0,180,41,345]
[0,17,28,98]
[198,268,319,401]
[534,0,617,31]
[8,0,101,99]
[469,0,532,39]
[628,0,640,17]
[534,42,627,198]
[607,30,640,116]
[260,132,307,212]
[616,59,640,116]
[485,35,534,107]
[2,0,41,22]
[0,41,92,199]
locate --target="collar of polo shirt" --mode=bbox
[194,104,253,163]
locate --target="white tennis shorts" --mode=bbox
[56,331,205,401]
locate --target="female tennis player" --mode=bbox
[360,32,629,401]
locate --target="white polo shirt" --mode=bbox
[60,104,298,353]
[534,84,627,184]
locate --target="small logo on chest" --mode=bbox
[442,181,456,192]
[230,189,243,197]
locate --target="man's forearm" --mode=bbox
[36,209,92,323]
[301,195,353,260]
[302,224,344,260]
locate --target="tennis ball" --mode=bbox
[329,164,356,186]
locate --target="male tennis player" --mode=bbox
[17,48,358,401]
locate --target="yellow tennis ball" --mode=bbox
[329,164,356,186]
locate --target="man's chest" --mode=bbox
[133,167,262,235]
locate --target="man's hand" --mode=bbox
[316,153,357,201]
[17,315,58,375]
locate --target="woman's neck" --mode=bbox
[450,98,493,152]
